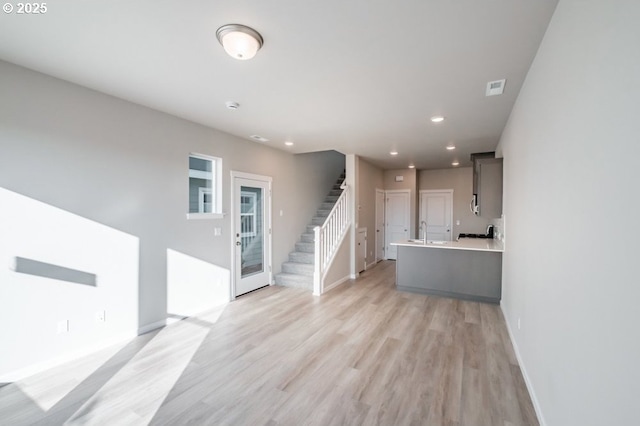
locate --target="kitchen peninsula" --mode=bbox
[391,239,504,304]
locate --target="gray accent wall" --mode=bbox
[497,1,640,425]
[356,158,384,267]
[0,59,344,378]
[383,168,417,237]
[418,167,492,237]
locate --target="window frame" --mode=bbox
[240,191,258,237]
[187,153,223,220]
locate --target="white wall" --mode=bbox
[497,1,640,425]
[0,60,344,379]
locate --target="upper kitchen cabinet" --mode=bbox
[471,153,503,218]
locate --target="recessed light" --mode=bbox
[446,145,456,150]
[390,151,398,156]
[225,101,240,110]
[452,161,460,166]
[408,164,415,169]
[431,115,445,123]
[284,141,294,146]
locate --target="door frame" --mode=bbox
[419,189,454,241]
[384,189,411,260]
[375,188,385,262]
[230,171,273,300]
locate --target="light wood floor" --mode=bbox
[0,261,538,425]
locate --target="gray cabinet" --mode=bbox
[395,246,502,304]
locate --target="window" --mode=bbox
[188,153,222,219]
[240,191,257,237]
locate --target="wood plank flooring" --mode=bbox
[0,261,538,425]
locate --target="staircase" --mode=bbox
[275,172,346,291]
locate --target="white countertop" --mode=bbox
[391,238,504,253]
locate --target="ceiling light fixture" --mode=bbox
[408,164,415,169]
[390,151,398,156]
[446,145,456,150]
[431,115,445,123]
[250,135,269,142]
[225,101,240,110]
[452,161,460,166]
[216,24,264,60]
[284,141,294,146]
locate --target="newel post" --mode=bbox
[313,225,321,296]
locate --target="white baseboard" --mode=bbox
[349,273,358,279]
[366,261,377,270]
[0,331,136,383]
[137,318,167,335]
[324,275,351,293]
[500,304,547,426]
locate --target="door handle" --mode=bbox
[236,241,241,246]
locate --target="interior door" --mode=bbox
[375,189,385,261]
[385,191,410,260]
[420,190,453,241]
[233,175,271,296]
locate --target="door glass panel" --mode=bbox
[240,186,263,277]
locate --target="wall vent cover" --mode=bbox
[486,79,506,96]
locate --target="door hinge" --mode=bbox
[269,228,272,235]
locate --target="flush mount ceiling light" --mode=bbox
[250,134,269,142]
[431,115,445,123]
[446,145,456,150]
[408,164,415,169]
[284,141,294,146]
[452,161,460,166]
[216,24,263,60]
[390,151,398,156]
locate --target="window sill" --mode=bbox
[186,213,225,220]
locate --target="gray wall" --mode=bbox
[418,167,491,237]
[497,1,640,425]
[383,168,417,237]
[0,60,344,378]
[356,158,384,266]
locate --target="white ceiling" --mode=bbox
[0,0,558,170]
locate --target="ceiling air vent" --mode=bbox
[486,79,506,96]
[250,135,269,143]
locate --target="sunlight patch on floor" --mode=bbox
[63,321,209,425]
[16,342,129,412]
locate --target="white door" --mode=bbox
[385,190,410,260]
[375,189,385,262]
[233,174,272,297]
[356,228,367,273]
[419,190,453,241]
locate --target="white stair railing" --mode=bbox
[313,183,349,295]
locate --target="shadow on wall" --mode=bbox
[0,187,139,380]
[166,249,231,320]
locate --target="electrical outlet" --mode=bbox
[214,227,221,236]
[96,310,106,322]
[517,317,521,330]
[57,320,69,334]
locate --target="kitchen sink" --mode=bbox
[408,239,425,243]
